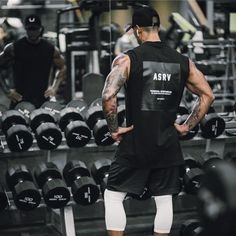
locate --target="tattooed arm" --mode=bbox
[175,59,215,136]
[102,53,133,141]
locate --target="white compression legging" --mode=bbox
[104,189,173,233]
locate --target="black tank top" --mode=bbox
[13,37,54,108]
[115,41,189,168]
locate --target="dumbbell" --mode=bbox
[0,182,8,211]
[85,98,115,146]
[41,100,64,122]
[6,164,41,210]
[59,100,91,147]
[127,187,152,201]
[179,219,202,236]
[30,108,62,150]
[175,105,199,140]
[182,153,204,195]
[198,162,236,236]
[1,110,33,152]
[34,162,70,208]
[63,160,100,205]
[200,151,224,171]
[200,107,225,139]
[14,101,36,124]
[90,158,112,196]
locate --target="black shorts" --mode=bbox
[106,161,181,196]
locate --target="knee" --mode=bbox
[154,195,173,234]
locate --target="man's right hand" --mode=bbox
[7,89,23,103]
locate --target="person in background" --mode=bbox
[0,14,66,108]
[102,6,214,236]
[114,24,139,56]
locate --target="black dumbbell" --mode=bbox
[34,162,70,209]
[1,110,33,152]
[200,107,225,139]
[0,182,8,211]
[6,164,41,210]
[179,219,202,236]
[198,162,236,236]
[41,101,64,122]
[175,105,199,140]
[85,98,115,146]
[63,160,100,205]
[200,151,224,171]
[14,101,36,123]
[59,100,91,147]
[127,187,152,201]
[90,158,112,196]
[30,108,62,150]
[182,153,204,195]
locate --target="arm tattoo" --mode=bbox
[102,63,127,133]
[185,97,201,129]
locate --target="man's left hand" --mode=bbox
[44,86,57,98]
[111,125,134,142]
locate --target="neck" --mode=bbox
[143,32,161,42]
[26,37,41,44]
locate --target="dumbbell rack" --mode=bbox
[1,134,236,236]
[187,38,236,105]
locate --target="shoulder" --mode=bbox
[112,53,130,67]
[4,42,14,55]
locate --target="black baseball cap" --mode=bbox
[126,6,160,32]
[24,14,42,29]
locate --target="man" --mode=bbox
[102,6,214,236]
[0,14,66,108]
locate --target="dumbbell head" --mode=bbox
[41,101,64,121]
[6,164,41,210]
[180,153,201,177]
[6,125,33,152]
[14,101,36,122]
[86,98,115,146]
[200,108,225,139]
[64,120,91,148]
[2,111,33,152]
[179,219,201,236]
[63,160,100,205]
[93,119,115,146]
[201,151,224,170]
[85,105,104,130]
[0,183,8,211]
[30,109,62,150]
[34,162,70,209]
[66,99,88,120]
[1,110,27,134]
[90,158,111,184]
[198,162,236,231]
[183,167,204,194]
[30,109,55,132]
[59,107,84,131]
